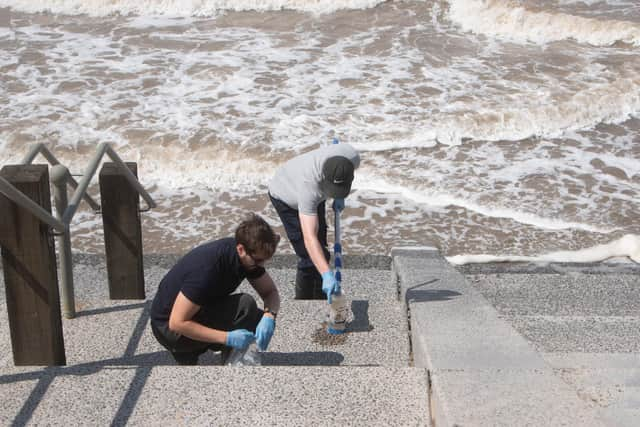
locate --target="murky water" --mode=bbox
[1,1,639,261]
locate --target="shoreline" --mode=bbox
[63,252,640,275]
[1,250,638,274]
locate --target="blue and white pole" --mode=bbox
[331,137,342,292]
[327,137,347,335]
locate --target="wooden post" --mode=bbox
[0,165,66,366]
[99,162,145,299]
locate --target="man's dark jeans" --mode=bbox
[151,293,262,365]
[269,193,330,298]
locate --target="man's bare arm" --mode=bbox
[168,292,228,344]
[299,212,330,274]
[249,271,280,318]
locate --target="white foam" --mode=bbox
[4,18,640,152]
[571,0,640,24]
[447,234,640,264]
[0,0,386,16]
[447,0,640,46]
[0,27,13,39]
[561,0,633,3]
[429,73,640,145]
[126,145,277,196]
[124,15,196,28]
[1,3,638,259]
[354,172,615,233]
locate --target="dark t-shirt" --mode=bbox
[150,237,261,324]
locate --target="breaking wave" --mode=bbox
[0,0,386,16]
[378,71,640,147]
[447,0,640,46]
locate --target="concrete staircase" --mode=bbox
[0,255,430,426]
[394,248,638,427]
[3,250,637,426]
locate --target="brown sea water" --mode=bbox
[0,1,639,261]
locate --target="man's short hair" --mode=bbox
[235,214,280,257]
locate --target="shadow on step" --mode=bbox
[262,351,344,366]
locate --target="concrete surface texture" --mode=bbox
[1,251,639,426]
[0,255,429,426]
[467,268,640,427]
[393,248,639,427]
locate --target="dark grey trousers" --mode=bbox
[269,193,330,299]
[151,293,262,365]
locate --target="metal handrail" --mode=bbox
[21,142,156,225]
[3,142,157,318]
[0,175,66,232]
[63,143,156,225]
[22,143,100,211]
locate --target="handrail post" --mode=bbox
[4,143,157,323]
[100,162,146,299]
[0,164,66,365]
[105,145,156,210]
[0,176,65,233]
[51,164,76,319]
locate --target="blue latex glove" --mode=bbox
[332,198,345,212]
[322,271,340,303]
[255,315,276,351]
[225,329,254,350]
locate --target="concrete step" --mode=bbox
[1,366,429,426]
[466,270,640,427]
[1,258,427,425]
[392,248,608,427]
[1,265,408,368]
[467,272,640,317]
[543,353,640,427]
[507,315,640,353]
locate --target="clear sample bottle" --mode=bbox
[226,342,262,366]
[327,292,349,334]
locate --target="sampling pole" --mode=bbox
[332,137,343,288]
[327,137,348,335]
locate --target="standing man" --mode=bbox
[268,142,360,300]
[150,214,281,365]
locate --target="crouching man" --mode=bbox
[150,214,281,365]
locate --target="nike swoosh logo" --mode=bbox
[333,179,344,184]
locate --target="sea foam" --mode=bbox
[447,234,640,264]
[0,0,386,16]
[447,0,640,46]
[1,1,638,259]
[354,172,616,234]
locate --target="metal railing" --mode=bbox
[0,142,156,318]
[0,176,66,232]
[22,143,101,212]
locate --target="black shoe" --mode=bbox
[171,351,200,366]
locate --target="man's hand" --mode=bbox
[255,315,275,351]
[322,271,341,303]
[225,329,255,350]
[332,198,345,212]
